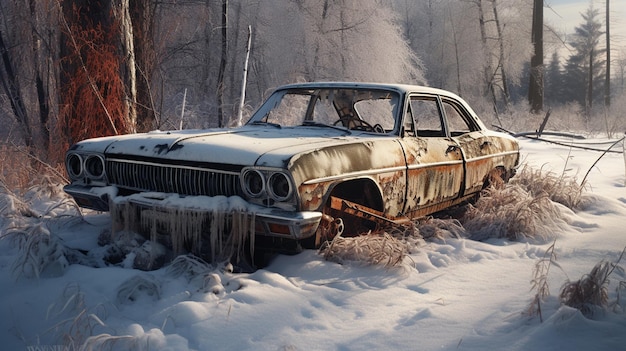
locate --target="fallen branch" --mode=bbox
[581,136,626,186]
[492,125,623,154]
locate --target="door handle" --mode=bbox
[480,141,492,150]
[445,145,459,154]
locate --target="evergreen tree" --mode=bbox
[562,5,605,112]
[545,51,564,105]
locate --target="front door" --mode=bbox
[399,95,465,217]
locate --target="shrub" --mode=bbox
[512,165,584,210]
[165,254,213,281]
[10,224,69,280]
[45,283,111,348]
[462,184,563,242]
[319,231,407,268]
[116,274,162,305]
[559,257,624,318]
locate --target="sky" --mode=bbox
[545,0,626,50]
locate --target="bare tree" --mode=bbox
[0,0,60,156]
[217,0,228,127]
[58,0,136,146]
[617,49,626,94]
[130,0,157,131]
[605,0,610,107]
[255,0,424,85]
[0,28,32,147]
[528,0,544,113]
[491,0,510,108]
[114,0,138,132]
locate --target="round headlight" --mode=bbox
[268,172,293,201]
[243,169,265,197]
[84,155,105,179]
[66,153,83,179]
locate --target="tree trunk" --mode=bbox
[58,0,132,145]
[0,29,32,148]
[217,0,228,127]
[448,7,462,96]
[528,0,544,113]
[492,0,510,108]
[605,0,611,107]
[115,0,137,133]
[29,0,50,153]
[477,0,498,113]
[130,0,157,131]
[585,48,594,116]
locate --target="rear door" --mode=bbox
[441,96,498,195]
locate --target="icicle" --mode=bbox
[109,194,257,266]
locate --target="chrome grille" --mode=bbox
[106,158,242,197]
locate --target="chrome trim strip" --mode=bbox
[406,160,464,171]
[463,150,519,163]
[107,157,240,175]
[302,165,407,185]
[106,158,241,197]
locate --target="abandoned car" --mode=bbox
[64,82,519,262]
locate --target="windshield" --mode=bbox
[247,87,401,134]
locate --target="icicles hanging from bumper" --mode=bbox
[109,192,322,262]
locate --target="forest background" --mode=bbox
[1,0,625,189]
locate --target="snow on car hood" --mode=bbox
[75,125,381,168]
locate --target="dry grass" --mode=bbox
[413,217,466,241]
[559,262,610,318]
[0,143,67,191]
[461,165,585,241]
[80,334,139,351]
[0,190,36,218]
[319,216,469,268]
[165,254,213,281]
[1,168,81,280]
[115,274,162,305]
[9,223,69,280]
[559,250,625,318]
[45,283,110,348]
[0,145,38,190]
[44,283,157,350]
[319,231,408,268]
[526,240,562,322]
[526,245,626,321]
[512,165,584,210]
[463,184,564,242]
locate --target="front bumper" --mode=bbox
[64,184,322,240]
[64,184,117,212]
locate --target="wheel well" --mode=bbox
[328,178,384,211]
[483,166,509,189]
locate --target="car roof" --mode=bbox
[274,81,461,99]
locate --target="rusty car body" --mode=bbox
[64,82,519,262]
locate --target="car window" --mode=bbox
[409,96,444,137]
[441,99,477,135]
[312,96,337,125]
[353,99,396,131]
[249,87,400,133]
[402,105,416,137]
[264,93,310,126]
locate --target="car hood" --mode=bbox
[72,125,382,168]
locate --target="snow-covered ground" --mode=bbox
[1,136,625,351]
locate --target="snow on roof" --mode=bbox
[275,81,461,98]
